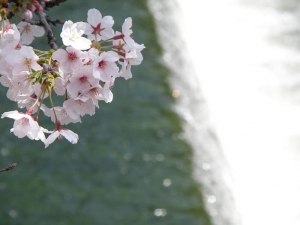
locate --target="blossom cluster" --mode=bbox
[0,7,144,147]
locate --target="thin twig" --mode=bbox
[44,0,67,10]
[35,9,59,50]
[0,163,17,173]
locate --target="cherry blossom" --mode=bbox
[53,76,67,96]
[42,105,81,125]
[67,65,98,98]
[113,17,135,47]
[82,47,99,65]
[17,95,39,113]
[64,98,96,117]
[45,126,78,148]
[1,110,40,139]
[93,51,119,82]
[17,21,44,45]
[0,75,19,100]
[61,20,91,50]
[23,9,33,20]
[84,8,114,41]
[28,126,52,143]
[52,47,84,73]
[5,46,42,75]
[0,24,20,54]
[0,6,144,147]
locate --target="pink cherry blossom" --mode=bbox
[80,85,105,107]
[52,47,84,73]
[23,9,33,19]
[1,110,40,139]
[14,71,34,96]
[0,75,19,100]
[82,47,99,65]
[64,98,95,117]
[93,51,119,82]
[67,65,99,98]
[0,8,145,147]
[0,70,32,101]
[84,8,114,41]
[41,105,81,125]
[120,42,145,80]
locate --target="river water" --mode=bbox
[149,0,300,225]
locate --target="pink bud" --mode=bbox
[26,3,36,12]
[24,9,33,19]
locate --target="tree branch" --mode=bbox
[35,9,59,50]
[0,163,17,173]
[44,0,67,10]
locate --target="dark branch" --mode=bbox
[22,18,42,26]
[44,0,67,10]
[35,9,59,50]
[5,0,65,49]
[46,16,64,26]
[0,163,17,173]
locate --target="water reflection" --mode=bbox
[150,0,300,225]
[154,208,167,217]
[176,0,300,225]
[163,178,172,187]
[8,210,18,218]
[148,1,239,225]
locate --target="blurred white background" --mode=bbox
[176,0,300,225]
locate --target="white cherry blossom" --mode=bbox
[61,20,91,50]
[17,95,39,113]
[28,126,52,143]
[5,46,42,75]
[17,21,44,45]
[0,75,19,100]
[102,80,114,103]
[120,17,135,47]
[1,110,40,139]
[120,42,145,79]
[0,24,20,54]
[45,127,78,148]
[54,76,67,96]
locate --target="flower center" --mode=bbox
[68,52,77,61]
[23,24,31,33]
[98,60,106,69]
[20,117,29,126]
[91,24,102,35]
[79,76,88,83]
[23,58,31,66]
